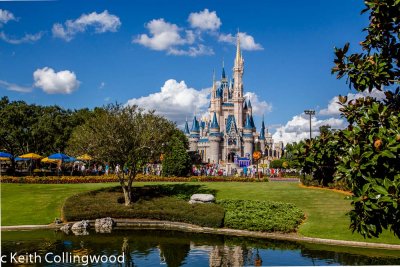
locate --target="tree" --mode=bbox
[66,104,177,205]
[162,133,191,177]
[332,0,400,238]
[296,131,339,187]
[0,97,93,158]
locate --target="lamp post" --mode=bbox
[304,109,315,139]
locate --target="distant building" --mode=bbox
[184,34,283,165]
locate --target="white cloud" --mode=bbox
[319,89,386,116]
[188,9,221,31]
[126,79,210,126]
[0,80,32,93]
[133,18,196,51]
[219,32,263,51]
[33,67,80,94]
[0,31,43,44]
[52,10,121,41]
[272,115,346,145]
[168,44,214,56]
[0,9,17,26]
[244,92,272,115]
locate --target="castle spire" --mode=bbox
[210,112,219,129]
[213,68,216,84]
[184,118,190,135]
[190,115,200,133]
[244,114,253,129]
[235,31,242,67]
[222,59,226,79]
[260,115,266,139]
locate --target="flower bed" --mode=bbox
[0,174,269,184]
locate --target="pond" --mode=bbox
[1,229,399,266]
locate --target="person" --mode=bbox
[98,165,103,175]
[105,164,109,175]
[115,164,120,175]
[243,166,248,177]
[81,164,86,176]
[57,163,62,176]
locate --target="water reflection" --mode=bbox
[1,229,399,266]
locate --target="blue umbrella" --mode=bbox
[0,151,13,159]
[15,157,30,161]
[48,153,71,160]
[0,152,13,177]
[64,156,77,163]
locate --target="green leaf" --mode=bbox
[372,185,388,195]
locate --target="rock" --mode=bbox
[71,228,89,236]
[71,220,90,236]
[95,217,115,233]
[60,223,72,234]
[189,194,215,204]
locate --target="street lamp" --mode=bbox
[304,109,315,139]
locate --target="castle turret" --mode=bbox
[232,33,244,129]
[189,116,200,151]
[209,112,221,164]
[243,114,254,160]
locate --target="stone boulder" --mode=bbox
[71,220,90,236]
[95,217,115,233]
[189,194,215,204]
[60,223,72,234]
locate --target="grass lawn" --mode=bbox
[0,183,116,226]
[1,182,399,245]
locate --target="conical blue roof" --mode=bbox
[250,114,255,128]
[248,99,252,108]
[210,112,219,129]
[222,66,226,79]
[260,116,266,139]
[244,114,253,129]
[190,116,200,132]
[184,120,190,135]
[243,100,248,109]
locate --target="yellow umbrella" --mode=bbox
[0,157,11,161]
[18,153,42,176]
[19,153,42,159]
[41,157,60,164]
[77,154,92,161]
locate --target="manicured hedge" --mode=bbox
[0,174,269,184]
[62,187,224,228]
[218,199,305,233]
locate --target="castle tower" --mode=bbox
[243,114,254,160]
[232,33,244,129]
[209,112,221,164]
[189,116,200,151]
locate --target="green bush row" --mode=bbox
[218,199,305,233]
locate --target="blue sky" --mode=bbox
[0,0,372,143]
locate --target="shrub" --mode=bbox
[218,199,304,233]
[62,186,224,228]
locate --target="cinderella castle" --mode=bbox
[184,35,283,165]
